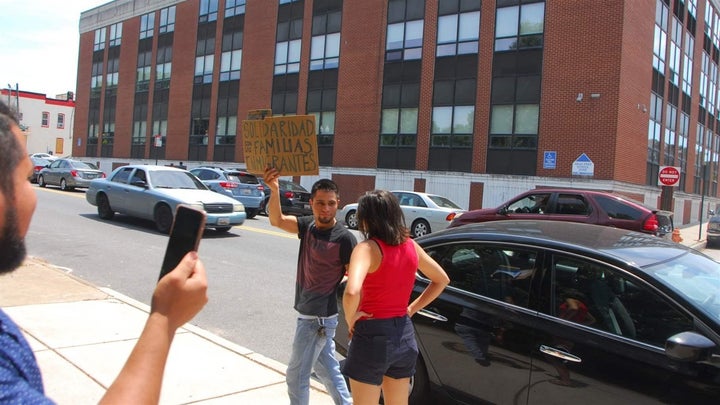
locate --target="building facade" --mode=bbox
[73,0,720,225]
[1,88,75,156]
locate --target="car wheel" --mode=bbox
[38,175,46,188]
[259,198,269,215]
[215,226,232,233]
[96,193,115,220]
[154,204,174,234]
[345,210,358,229]
[245,208,258,219]
[60,178,70,191]
[411,219,431,238]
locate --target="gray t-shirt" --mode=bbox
[294,216,357,317]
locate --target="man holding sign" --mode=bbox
[264,165,355,405]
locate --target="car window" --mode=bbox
[235,172,259,184]
[71,161,98,170]
[50,160,61,168]
[111,167,134,184]
[594,195,644,220]
[543,255,694,347]
[130,169,147,184]
[428,195,463,209]
[191,169,215,180]
[555,194,591,215]
[281,180,308,192]
[150,170,206,189]
[409,194,427,207]
[507,193,551,214]
[425,243,536,309]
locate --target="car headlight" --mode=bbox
[188,203,205,211]
[233,203,245,212]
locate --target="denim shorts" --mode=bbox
[341,315,418,385]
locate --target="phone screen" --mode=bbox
[159,205,206,280]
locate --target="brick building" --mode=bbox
[74,0,720,225]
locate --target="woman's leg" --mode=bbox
[349,378,382,405]
[380,376,410,405]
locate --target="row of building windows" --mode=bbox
[40,112,65,129]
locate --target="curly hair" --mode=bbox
[0,102,24,199]
[357,190,409,245]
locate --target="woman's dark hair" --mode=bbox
[0,107,24,199]
[357,190,409,245]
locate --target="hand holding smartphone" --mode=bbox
[159,205,206,281]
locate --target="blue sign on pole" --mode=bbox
[543,151,557,169]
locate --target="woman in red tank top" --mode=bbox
[342,190,449,405]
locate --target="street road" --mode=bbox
[25,185,343,365]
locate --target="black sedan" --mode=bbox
[334,220,720,404]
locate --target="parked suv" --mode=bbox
[707,214,720,248]
[258,178,313,216]
[449,188,674,237]
[189,167,264,219]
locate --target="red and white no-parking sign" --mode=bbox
[658,166,681,186]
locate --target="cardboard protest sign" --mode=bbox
[241,114,319,176]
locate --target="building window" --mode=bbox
[137,49,152,91]
[220,26,243,81]
[57,113,65,129]
[215,115,237,144]
[106,56,119,88]
[310,9,342,70]
[437,6,480,57]
[156,44,172,87]
[109,23,122,47]
[91,61,103,89]
[386,20,424,61]
[654,0,668,72]
[225,0,246,17]
[275,40,301,74]
[432,105,475,147]
[94,28,105,51]
[682,31,694,95]
[132,120,147,145]
[495,2,545,51]
[199,0,219,23]
[41,112,49,128]
[195,55,214,84]
[489,104,538,148]
[664,104,678,165]
[140,12,155,39]
[159,6,176,34]
[310,33,340,70]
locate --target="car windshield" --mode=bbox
[227,172,259,184]
[149,170,207,190]
[428,195,463,209]
[71,161,98,170]
[646,251,720,322]
[281,181,308,192]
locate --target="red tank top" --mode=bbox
[358,238,418,319]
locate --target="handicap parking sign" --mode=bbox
[543,151,557,169]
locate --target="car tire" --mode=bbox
[215,226,232,233]
[154,204,174,234]
[411,219,431,238]
[259,198,269,216]
[60,178,72,191]
[38,175,46,188]
[245,208,258,219]
[96,193,115,220]
[405,355,431,405]
[345,210,358,230]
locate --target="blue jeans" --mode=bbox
[287,315,352,405]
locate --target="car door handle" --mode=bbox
[539,345,582,363]
[417,309,447,322]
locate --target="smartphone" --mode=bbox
[159,205,206,281]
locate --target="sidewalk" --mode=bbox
[0,223,707,404]
[0,258,334,404]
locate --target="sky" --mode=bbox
[0,0,110,97]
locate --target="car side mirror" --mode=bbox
[665,331,716,362]
[499,206,508,215]
[131,180,147,188]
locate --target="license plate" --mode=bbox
[304,204,311,210]
[217,217,230,225]
[241,189,252,195]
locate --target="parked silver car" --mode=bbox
[37,158,105,190]
[337,190,466,238]
[86,165,246,233]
